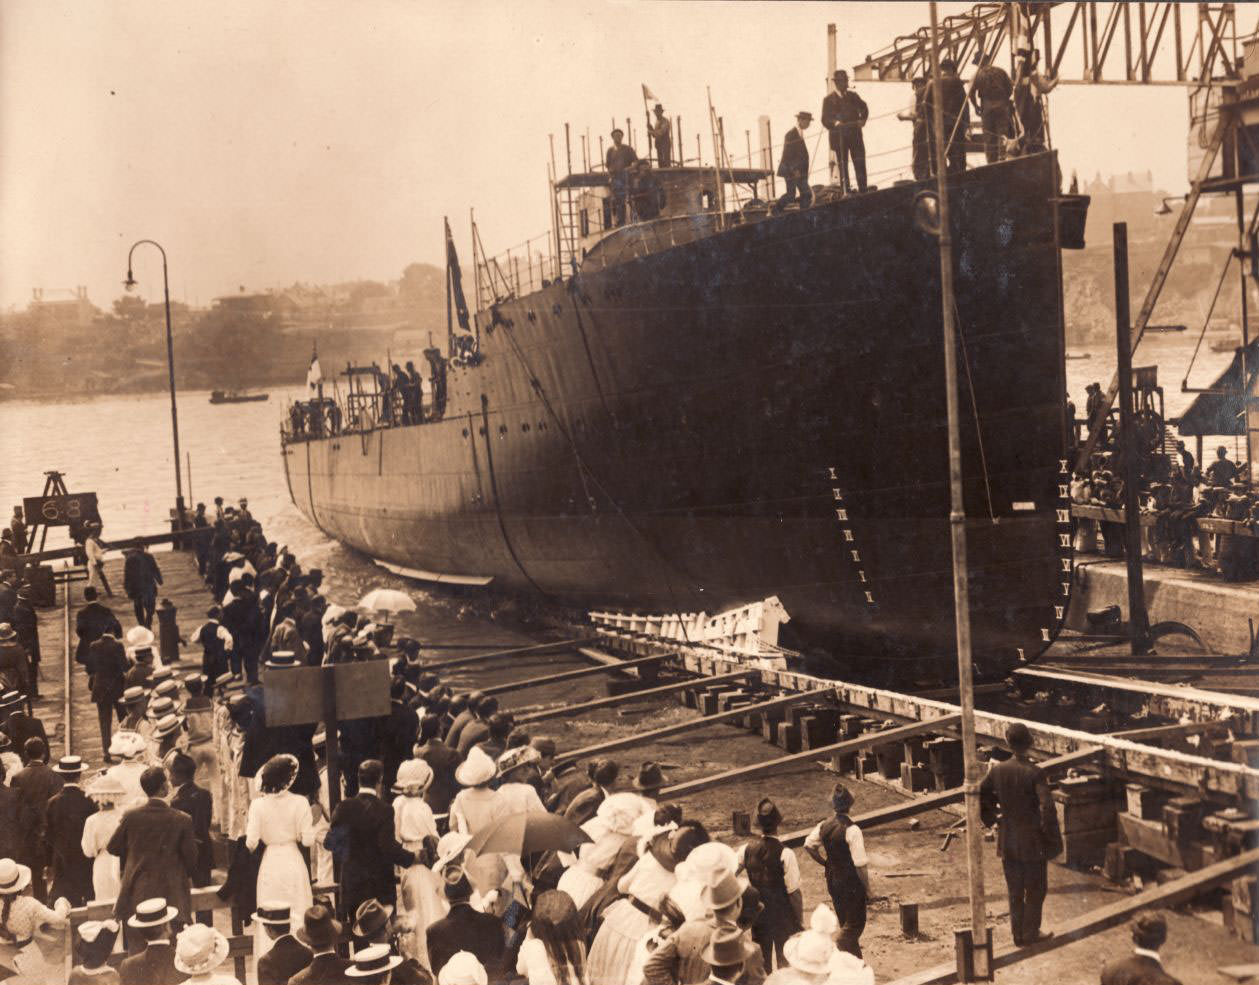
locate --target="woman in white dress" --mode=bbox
[449,748,497,837]
[556,794,642,911]
[244,755,314,956]
[392,759,442,970]
[80,773,126,903]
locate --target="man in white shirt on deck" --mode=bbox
[84,522,113,597]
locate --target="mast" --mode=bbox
[445,216,454,358]
[928,3,990,979]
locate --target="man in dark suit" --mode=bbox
[12,737,62,899]
[123,541,163,629]
[11,586,40,700]
[118,897,178,985]
[0,689,43,752]
[45,755,96,906]
[108,767,198,925]
[425,868,506,981]
[254,902,313,985]
[291,902,351,985]
[980,722,1061,947]
[924,57,970,174]
[168,753,214,887]
[1100,912,1183,985]
[349,900,429,984]
[564,759,619,827]
[221,579,263,682]
[454,695,499,757]
[75,587,122,668]
[821,70,869,193]
[86,631,130,759]
[324,759,415,920]
[416,714,461,817]
[776,111,814,211]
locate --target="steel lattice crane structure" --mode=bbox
[854,2,1242,87]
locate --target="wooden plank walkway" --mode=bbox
[38,547,215,764]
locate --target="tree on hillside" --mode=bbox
[112,295,148,320]
[398,263,443,306]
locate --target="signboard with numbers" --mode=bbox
[22,492,99,528]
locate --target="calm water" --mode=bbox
[0,331,1238,616]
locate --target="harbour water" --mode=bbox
[0,331,1239,622]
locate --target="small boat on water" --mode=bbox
[209,389,269,404]
[1146,324,1187,333]
[1209,338,1237,353]
[1065,351,1091,360]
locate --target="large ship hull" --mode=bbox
[284,153,1072,676]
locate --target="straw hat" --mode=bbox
[0,625,16,643]
[86,772,127,803]
[126,626,155,648]
[783,930,838,977]
[128,897,178,929]
[265,650,299,669]
[454,747,496,787]
[437,951,488,985]
[347,943,404,979]
[52,755,87,776]
[153,680,180,701]
[495,745,540,780]
[121,686,148,706]
[0,859,32,895]
[150,667,174,685]
[147,696,177,720]
[432,832,473,874]
[173,923,229,975]
[0,689,21,709]
[254,900,291,926]
[152,713,184,740]
[259,754,300,794]
[392,759,434,795]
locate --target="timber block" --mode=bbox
[787,705,814,730]
[681,687,698,709]
[855,751,879,781]
[1163,797,1205,845]
[732,811,751,837]
[810,707,841,738]
[875,743,905,780]
[1204,809,1251,856]
[777,722,802,754]
[1063,826,1118,869]
[1233,875,1258,916]
[839,714,864,739]
[902,735,929,768]
[1232,740,1259,769]
[761,709,785,745]
[1053,778,1124,834]
[899,762,933,793]
[926,737,964,790]
[1103,842,1140,883]
[800,716,832,751]
[1126,783,1169,821]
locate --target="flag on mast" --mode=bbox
[445,217,472,334]
[642,83,657,102]
[306,346,322,390]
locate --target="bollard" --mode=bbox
[900,902,919,938]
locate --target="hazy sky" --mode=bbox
[1,1,1234,312]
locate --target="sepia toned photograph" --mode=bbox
[1,2,1257,982]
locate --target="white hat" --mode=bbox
[678,841,739,886]
[108,730,147,760]
[495,745,540,778]
[86,772,127,802]
[254,900,291,926]
[0,859,31,895]
[783,930,838,977]
[594,792,645,835]
[128,897,178,929]
[454,746,496,787]
[126,626,155,648]
[152,713,185,739]
[432,831,473,874]
[393,759,434,794]
[346,943,404,979]
[173,923,229,975]
[437,951,488,985]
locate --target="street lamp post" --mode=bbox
[125,239,185,526]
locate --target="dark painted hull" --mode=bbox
[283,153,1072,676]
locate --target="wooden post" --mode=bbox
[322,665,342,812]
[928,5,990,979]
[1113,222,1152,655]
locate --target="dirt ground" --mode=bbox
[33,552,1259,983]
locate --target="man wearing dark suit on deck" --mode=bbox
[108,767,198,925]
[168,753,214,887]
[324,760,414,920]
[980,722,1062,947]
[45,756,97,906]
[776,111,814,211]
[75,587,122,668]
[425,868,506,982]
[1100,912,1183,985]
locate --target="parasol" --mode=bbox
[466,810,591,857]
[357,588,417,614]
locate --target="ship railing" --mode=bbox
[475,230,560,308]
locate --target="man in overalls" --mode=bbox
[803,783,869,956]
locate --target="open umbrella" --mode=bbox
[357,588,417,614]
[466,810,591,857]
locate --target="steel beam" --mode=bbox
[553,689,834,766]
[515,669,755,724]
[659,715,962,800]
[481,653,668,696]
[422,637,599,671]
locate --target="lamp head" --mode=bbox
[123,269,137,291]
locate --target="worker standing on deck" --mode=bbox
[896,77,931,182]
[84,522,112,598]
[775,112,814,211]
[606,128,639,228]
[1013,48,1059,156]
[924,59,969,174]
[1206,445,1239,487]
[821,70,868,194]
[980,722,1061,947]
[971,52,1014,164]
[802,783,868,957]
[649,103,673,167]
